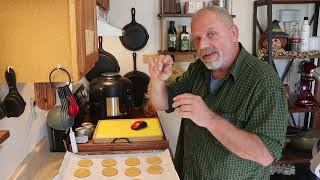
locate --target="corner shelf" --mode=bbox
[0,130,10,144]
[274,147,312,165]
[257,50,320,60]
[255,0,320,6]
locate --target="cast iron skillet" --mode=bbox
[3,68,26,117]
[85,36,120,81]
[124,52,150,107]
[0,98,6,120]
[119,8,149,51]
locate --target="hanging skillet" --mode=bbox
[124,53,150,107]
[85,36,120,81]
[3,68,26,118]
[119,8,149,51]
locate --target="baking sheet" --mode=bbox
[54,149,179,180]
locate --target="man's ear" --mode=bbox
[230,24,239,42]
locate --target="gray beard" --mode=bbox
[201,56,224,70]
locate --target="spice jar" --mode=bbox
[81,122,95,139]
[142,93,157,117]
[75,127,89,144]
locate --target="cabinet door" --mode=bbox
[0,0,98,83]
[74,0,99,79]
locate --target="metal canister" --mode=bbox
[81,122,94,139]
[75,127,89,143]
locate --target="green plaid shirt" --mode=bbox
[166,44,288,180]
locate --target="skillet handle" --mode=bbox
[5,67,17,91]
[131,8,136,23]
[133,52,137,71]
[98,36,103,50]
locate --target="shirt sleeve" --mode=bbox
[245,76,288,161]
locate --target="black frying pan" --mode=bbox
[124,53,150,107]
[85,36,120,81]
[0,98,6,120]
[120,8,149,51]
[3,68,26,118]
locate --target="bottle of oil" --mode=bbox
[180,26,190,52]
[168,21,177,52]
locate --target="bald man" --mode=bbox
[148,6,287,180]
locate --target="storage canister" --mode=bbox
[81,122,94,139]
[75,127,89,143]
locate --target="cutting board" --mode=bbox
[93,118,163,143]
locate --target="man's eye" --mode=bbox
[207,32,215,38]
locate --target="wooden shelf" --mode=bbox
[158,13,236,18]
[288,95,320,113]
[0,130,10,144]
[159,13,193,17]
[274,147,312,165]
[272,54,320,60]
[255,0,320,6]
[289,105,320,113]
[158,50,196,55]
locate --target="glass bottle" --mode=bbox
[291,23,300,51]
[142,93,156,117]
[168,21,177,52]
[180,25,190,52]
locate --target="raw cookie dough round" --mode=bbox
[146,156,162,165]
[102,167,118,177]
[125,157,140,166]
[77,159,93,167]
[101,158,117,167]
[124,167,141,177]
[147,165,164,174]
[74,168,91,178]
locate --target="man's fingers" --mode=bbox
[177,111,192,119]
[172,98,193,108]
[173,93,195,101]
[178,104,193,112]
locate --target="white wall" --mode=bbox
[0,84,47,179]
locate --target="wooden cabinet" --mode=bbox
[97,0,110,11]
[0,0,98,83]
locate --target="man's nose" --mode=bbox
[199,39,210,49]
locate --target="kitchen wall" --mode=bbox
[2,0,311,178]
[0,84,48,179]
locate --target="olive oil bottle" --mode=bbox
[180,25,190,52]
[167,21,177,52]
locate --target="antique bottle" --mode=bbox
[291,23,300,51]
[168,21,177,52]
[180,25,190,52]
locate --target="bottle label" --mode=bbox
[180,34,190,51]
[291,37,300,44]
[168,34,176,48]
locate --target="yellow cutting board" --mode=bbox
[93,118,163,143]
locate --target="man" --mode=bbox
[148,6,288,180]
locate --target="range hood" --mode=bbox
[96,6,124,37]
[97,20,124,37]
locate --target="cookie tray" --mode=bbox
[53,149,180,180]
